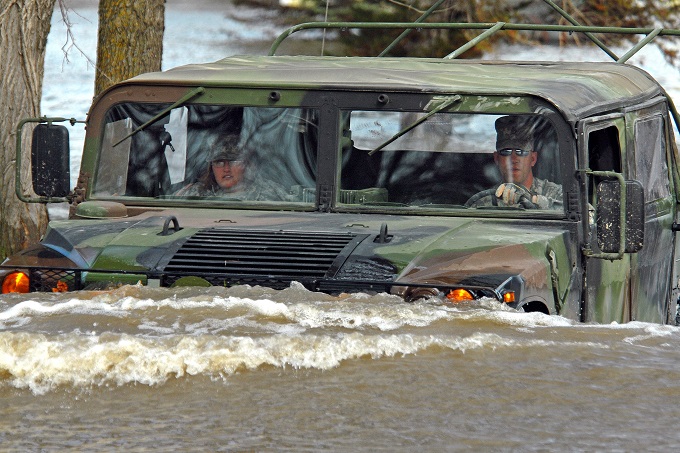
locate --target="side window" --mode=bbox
[588,126,621,173]
[587,125,621,204]
[634,116,670,201]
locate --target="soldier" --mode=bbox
[468,115,562,209]
[176,134,292,201]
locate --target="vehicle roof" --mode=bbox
[127,55,664,122]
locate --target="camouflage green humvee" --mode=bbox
[3,20,680,324]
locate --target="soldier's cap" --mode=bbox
[495,115,534,152]
[208,135,242,162]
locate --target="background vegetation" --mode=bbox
[261,0,680,60]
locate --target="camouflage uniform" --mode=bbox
[470,178,563,210]
[176,177,294,201]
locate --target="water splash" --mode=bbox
[2,284,678,394]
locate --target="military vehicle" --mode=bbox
[3,7,680,324]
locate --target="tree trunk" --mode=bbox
[94,0,165,97]
[0,0,55,260]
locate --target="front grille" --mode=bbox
[162,228,367,287]
[29,269,81,292]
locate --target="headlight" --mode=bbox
[446,287,516,304]
[446,288,475,302]
[2,271,30,294]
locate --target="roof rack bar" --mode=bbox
[268,22,680,60]
[541,0,619,61]
[666,90,680,139]
[378,0,448,57]
[617,27,663,63]
[268,22,680,56]
[444,22,506,60]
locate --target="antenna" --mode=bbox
[321,0,330,56]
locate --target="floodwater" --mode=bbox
[4,0,680,450]
[3,284,680,451]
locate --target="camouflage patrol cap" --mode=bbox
[495,116,534,151]
[208,134,242,161]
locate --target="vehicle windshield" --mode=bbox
[94,103,319,204]
[339,111,563,212]
[93,101,562,213]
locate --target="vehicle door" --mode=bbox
[625,99,677,323]
[578,114,631,323]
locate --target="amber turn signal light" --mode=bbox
[2,272,30,294]
[503,291,516,303]
[503,291,515,304]
[446,288,474,302]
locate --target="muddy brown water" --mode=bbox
[2,284,680,451]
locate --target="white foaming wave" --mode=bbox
[554,319,680,340]
[174,317,307,336]
[0,298,129,327]
[0,289,456,333]
[123,295,456,334]
[8,287,674,339]
[0,294,290,327]
[117,294,296,319]
[285,300,453,331]
[599,321,679,332]
[441,299,575,328]
[0,330,547,394]
[477,308,575,328]
[0,291,583,334]
[593,321,680,345]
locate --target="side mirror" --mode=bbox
[31,123,70,197]
[596,179,645,255]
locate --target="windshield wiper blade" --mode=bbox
[368,95,461,156]
[113,86,205,147]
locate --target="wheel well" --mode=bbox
[521,300,550,315]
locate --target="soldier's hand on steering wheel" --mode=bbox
[465,183,543,209]
[531,194,549,209]
[495,183,533,205]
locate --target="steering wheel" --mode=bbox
[465,184,539,209]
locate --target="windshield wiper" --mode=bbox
[113,86,205,147]
[368,94,461,155]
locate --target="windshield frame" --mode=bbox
[82,85,576,218]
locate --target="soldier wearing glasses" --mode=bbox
[470,115,563,209]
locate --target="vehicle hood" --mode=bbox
[33,209,571,295]
[385,221,570,291]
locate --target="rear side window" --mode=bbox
[634,116,670,201]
